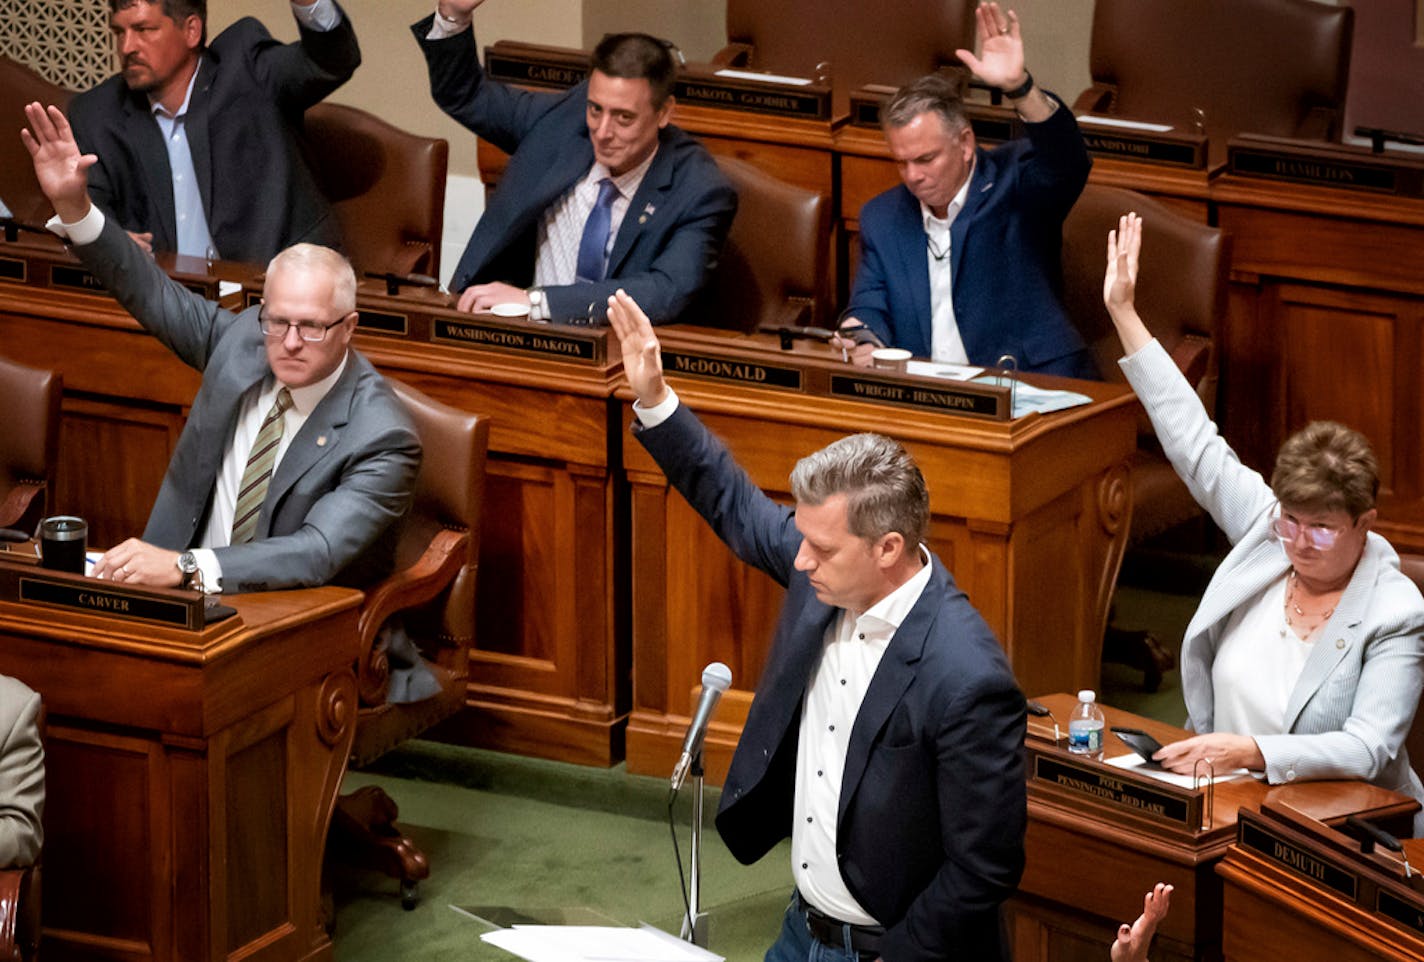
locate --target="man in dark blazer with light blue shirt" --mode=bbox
[413,0,736,325]
[67,0,359,264]
[23,102,419,595]
[839,3,1094,378]
[609,288,1026,962]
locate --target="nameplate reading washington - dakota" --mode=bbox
[15,576,196,629]
[1238,819,1359,901]
[1377,889,1424,937]
[675,78,829,120]
[1032,755,1193,826]
[829,374,1007,419]
[662,351,803,390]
[431,318,600,362]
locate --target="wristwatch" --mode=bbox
[527,287,546,320]
[176,551,200,589]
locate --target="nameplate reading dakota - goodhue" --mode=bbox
[675,78,829,120]
[17,576,193,629]
[1033,755,1193,825]
[431,318,600,362]
[1238,819,1359,901]
[662,351,802,390]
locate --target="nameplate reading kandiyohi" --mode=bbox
[1238,820,1359,901]
[1228,145,1413,195]
[357,309,409,337]
[50,265,105,293]
[432,319,597,362]
[674,79,829,120]
[0,257,25,283]
[1377,890,1424,937]
[1082,131,1203,168]
[485,53,586,91]
[1033,756,1192,825]
[662,351,802,390]
[829,374,1003,419]
[18,577,193,629]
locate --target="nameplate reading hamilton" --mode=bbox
[1377,890,1424,937]
[432,318,600,362]
[829,374,1005,419]
[1033,756,1193,825]
[1228,138,1424,197]
[662,351,802,390]
[1238,819,1359,901]
[16,576,195,629]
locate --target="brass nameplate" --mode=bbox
[485,45,589,91]
[829,373,1008,420]
[850,95,883,128]
[663,350,803,390]
[1377,889,1424,937]
[1227,136,1424,196]
[357,308,409,337]
[675,76,830,121]
[246,290,261,309]
[1238,819,1359,900]
[431,318,601,362]
[49,264,106,293]
[180,280,214,298]
[1080,126,1206,168]
[1033,755,1194,825]
[0,257,25,283]
[851,95,1018,145]
[16,576,197,629]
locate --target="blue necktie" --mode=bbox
[575,178,619,283]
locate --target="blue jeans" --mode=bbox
[764,892,874,962]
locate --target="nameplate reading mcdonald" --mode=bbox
[1032,755,1194,825]
[829,374,1008,420]
[431,318,602,363]
[1237,817,1359,901]
[662,350,802,390]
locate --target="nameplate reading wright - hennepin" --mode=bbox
[431,318,601,362]
[829,374,1008,420]
[1033,755,1195,826]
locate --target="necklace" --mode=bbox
[1281,569,1336,640]
[926,235,950,261]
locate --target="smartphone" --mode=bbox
[1112,726,1165,769]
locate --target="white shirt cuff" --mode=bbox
[632,386,680,427]
[427,6,472,38]
[291,0,341,31]
[191,548,224,594]
[45,204,106,246]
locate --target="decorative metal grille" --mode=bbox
[1,0,112,91]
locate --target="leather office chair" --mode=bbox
[302,103,449,279]
[329,380,488,910]
[0,864,39,962]
[0,356,62,537]
[714,0,976,110]
[1060,184,1230,690]
[0,56,74,227]
[1074,0,1354,143]
[706,156,831,332]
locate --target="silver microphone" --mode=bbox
[670,662,733,791]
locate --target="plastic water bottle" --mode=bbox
[1067,689,1105,758]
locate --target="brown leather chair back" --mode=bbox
[1398,554,1424,773]
[706,156,830,333]
[0,57,74,227]
[302,103,449,279]
[0,355,62,535]
[720,0,975,109]
[1075,0,1354,142]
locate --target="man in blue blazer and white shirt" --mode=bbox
[837,3,1094,378]
[608,288,1026,962]
[414,0,736,325]
[23,102,420,595]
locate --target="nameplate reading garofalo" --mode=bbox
[431,317,602,363]
[1032,755,1195,826]
[484,42,589,91]
[662,350,803,391]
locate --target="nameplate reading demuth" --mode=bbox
[1227,134,1424,197]
[484,42,589,91]
[662,350,803,391]
[1032,755,1196,826]
[1079,123,1207,169]
[675,74,830,121]
[431,317,603,363]
[1237,816,1359,901]
[828,373,1009,420]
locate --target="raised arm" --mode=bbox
[956,3,1056,122]
[1103,212,1153,356]
[1111,883,1172,962]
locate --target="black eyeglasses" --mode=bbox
[258,308,349,342]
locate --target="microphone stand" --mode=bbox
[680,750,709,947]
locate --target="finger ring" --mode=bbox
[120,565,131,575]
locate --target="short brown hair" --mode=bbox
[883,74,969,137]
[591,33,678,109]
[1270,421,1379,520]
[789,433,929,545]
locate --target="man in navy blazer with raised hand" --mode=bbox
[835,2,1094,378]
[608,287,1026,962]
[22,102,420,596]
[414,0,736,325]
[67,0,359,264]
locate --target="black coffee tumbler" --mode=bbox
[40,516,87,574]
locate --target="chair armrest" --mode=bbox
[1169,334,1211,388]
[0,864,35,962]
[711,42,752,68]
[0,482,43,532]
[1073,83,1116,115]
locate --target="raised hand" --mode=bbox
[1110,882,1173,962]
[606,288,668,408]
[1104,212,1141,314]
[436,0,486,21]
[955,3,1026,91]
[20,102,96,224]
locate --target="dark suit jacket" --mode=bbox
[412,15,737,324]
[636,404,1026,962]
[847,97,1094,377]
[68,10,360,264]
[75,218,420,593]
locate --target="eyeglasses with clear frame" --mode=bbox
[258,308,350,342]
[1270,508,1346,551]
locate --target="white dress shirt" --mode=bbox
[1212,572,1313,738]
[923,161,974,365]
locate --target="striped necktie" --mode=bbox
[230,387,293,545]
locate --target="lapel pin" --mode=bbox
[980,182,994,193]
[644,202,656,217]
[316,435,327,447]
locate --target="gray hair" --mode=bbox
[789,433,929,544]
[264,244,357,316]
[882,74,969,137]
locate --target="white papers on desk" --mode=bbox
[218,281,243,298]
[713,68,812,86]
[969,376,1092,418]
[0,197,10,219]
[904,360,984,380]
[1105,752,1257,788]
[1077,115,1174,133]
[482,923,725,962]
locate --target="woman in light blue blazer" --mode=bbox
[1104,213,1424,832]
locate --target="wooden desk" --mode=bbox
[0,582,361,962]
[1217,801,1424,962]
[1013,693,1420,962]
[621,331,1138,783]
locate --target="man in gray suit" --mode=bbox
[0,676,42,870]
[22,102,420,594]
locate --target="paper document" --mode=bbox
[905,360,984,381]
[1077,115,1174,133]
[0,197,11,219]
[969,376,1092,418]
[714,68,812,87]
[218,281,243,298]
[482,924,725,962]
[1106,753,1256,788]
